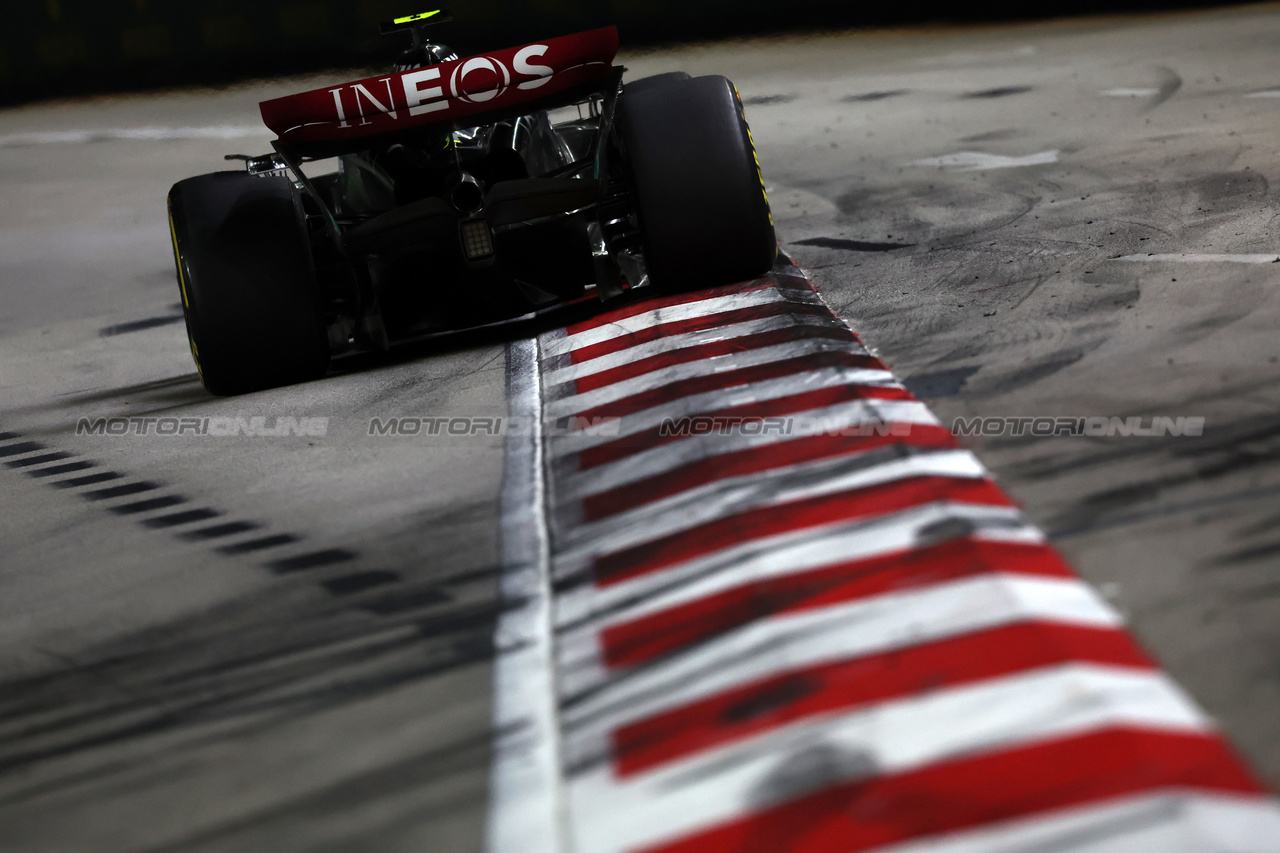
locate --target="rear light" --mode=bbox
[459,218,495,261]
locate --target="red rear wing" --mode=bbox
[260,27,619,158]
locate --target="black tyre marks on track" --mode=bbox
[1148,66,1183,111]
[26,460,96,477]
[270,548,359,573]
[97,314,185,337]
[741,94,795,106]
[962,85,1033,99]
[109,495,187,515]
[218,533,301,554]
[141,508,222,528]
[0,441,45,458]
[841,90,909,102]
[0,430,416,614]
[793,236,915,252]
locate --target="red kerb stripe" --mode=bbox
[573,351,888,423]
[569,300,836,364]
[600,539,1075,669]
[593,475,1012,586]
[613,622,1154,776]
[571,325,859,394]
[638,728,1263,853]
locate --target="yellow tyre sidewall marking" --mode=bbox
[167,205,190,310]
[732,85,774,226]
[167,201,204,382]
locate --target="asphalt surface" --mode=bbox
[2,4,1279,850]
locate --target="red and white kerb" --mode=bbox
[496,260,1280,853]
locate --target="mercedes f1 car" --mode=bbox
[168,11,776,395]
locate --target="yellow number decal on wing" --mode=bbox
[393,10,442,25]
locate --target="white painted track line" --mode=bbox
[486,338,565,853]
[0,126,267,147]
[912,150,1059,170]
[1100,87,1160,97]
[1113,253,1280,263]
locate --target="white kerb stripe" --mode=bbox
[552,501,1033,613]
[553,398,938,502]
[566,666,1208,853]
[555,509,1041,634]
[543,287,813,356]
[557,445,975,546]
[556,449,986,554]
[870,793,1280,853]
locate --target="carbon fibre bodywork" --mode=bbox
[245,27,635,350]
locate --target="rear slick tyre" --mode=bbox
[618,74,776,292]
[623,71,690,96]
[168,171,329,396]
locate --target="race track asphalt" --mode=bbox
[1,4,1278,850]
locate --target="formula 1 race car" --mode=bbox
[168,10,776,395]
